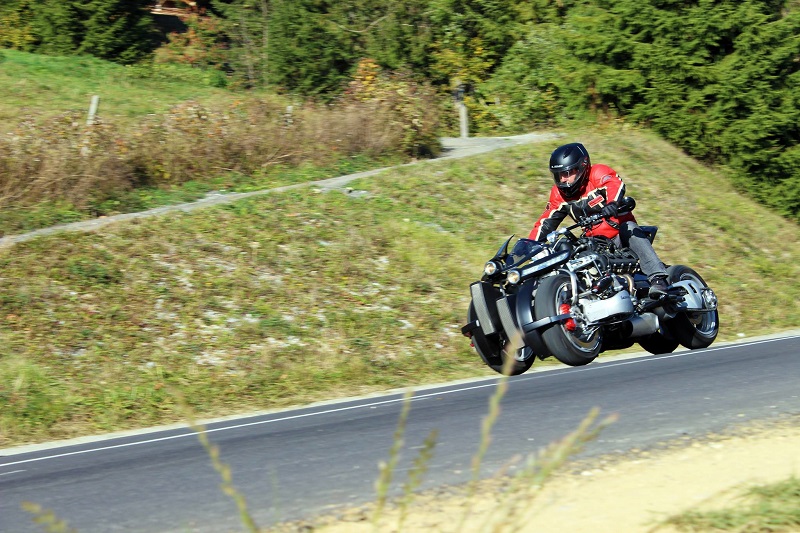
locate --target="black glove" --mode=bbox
[567,199,589,219]
[600,202,618,219]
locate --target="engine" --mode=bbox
[579,285,634,324]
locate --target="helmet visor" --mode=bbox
[553,167,580,185]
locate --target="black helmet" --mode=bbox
[549,143,590,198]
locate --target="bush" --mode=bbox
[342,59,442,158]
[0,85,443,222]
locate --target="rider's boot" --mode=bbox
[648,274,669,299]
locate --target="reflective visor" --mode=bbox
[553,168,580,182]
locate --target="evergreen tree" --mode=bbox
[31,0,84,55]
[265,0,353,95]
[479,25,563,130]
[211,0,356,94]
[0,0,38,51]
[211,0,272,88]
[710,6,800,217]
[428,0,526,87]
[78,0,158,64]
[359,0,436,73]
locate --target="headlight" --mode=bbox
[506,270,521,285]
[702,288,718,309]
[484,261,499,276]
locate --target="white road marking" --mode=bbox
[1,335,797,469]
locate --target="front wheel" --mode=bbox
[494,345,536,376]
[468,304,535,375]
[664,265,719,349]
[534,274,601,366]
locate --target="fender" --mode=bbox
[469,281,503,336]
[513,281,552,358]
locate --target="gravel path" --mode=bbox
[0,133,561,247]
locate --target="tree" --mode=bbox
[0,0,37,51]
[428,0,526,87]
[211,0,272,87]
[358,0,436,73]
[31,0,84,55]
[479,25,564,130]
[78,0,159,64]
[266,0,353,94]
[709,6,800,217]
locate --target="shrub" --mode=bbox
[342,58,442,158]
[0,86,443,222]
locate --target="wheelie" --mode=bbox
[461,143,719,375]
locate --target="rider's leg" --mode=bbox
[618,221,669,297]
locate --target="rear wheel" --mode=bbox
[534,274,601,366]
[664,265,719,349]
[468,304,535,375]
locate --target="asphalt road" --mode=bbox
[2,334,799,532]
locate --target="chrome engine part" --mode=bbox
[579,291,635,324]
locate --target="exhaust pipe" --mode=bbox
[625,312,660,338]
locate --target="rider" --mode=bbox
[529,142,670,298]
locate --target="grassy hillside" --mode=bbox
[1,125,799,446]
[0,49,436,236]
[0,48,233,132]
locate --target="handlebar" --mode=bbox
[546,196,637,243]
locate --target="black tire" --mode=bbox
[638,330,680,355]
[664,265,719,349]
[534,274,601,366]
[468,304,535,376]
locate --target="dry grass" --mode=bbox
[0,50,442,235]
[0,98,438,229]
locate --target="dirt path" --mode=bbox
[0,133,561,248]
[276,417,800,533]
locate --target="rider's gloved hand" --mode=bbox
[600,202,618,219]
[568,200,589,219]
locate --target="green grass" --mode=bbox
[0,49,235,132]
[662,477,800,532]
[0,125,799,447]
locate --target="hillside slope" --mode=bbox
[1,126,798,447]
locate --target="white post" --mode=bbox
[454,80,469,138]
[459,101,469,139]
[87,95,100,126]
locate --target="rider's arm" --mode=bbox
[529,189,568,241]
[587,165,627,208]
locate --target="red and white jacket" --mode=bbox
[528,164,636,241]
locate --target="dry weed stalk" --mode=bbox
[476,407,617,533]
[454,335,523,531]
[372,389,414,529]
[396,428,439,531]
[173,390,260,533]
[20,502,78,533]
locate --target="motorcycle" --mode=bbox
[461,197,719,375]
